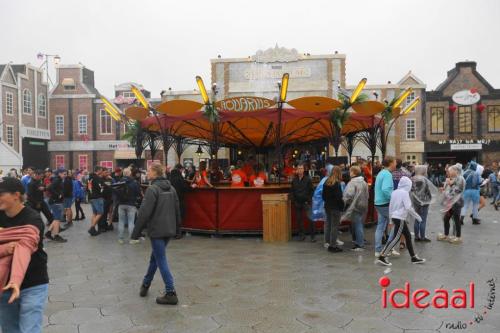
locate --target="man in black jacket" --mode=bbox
[132,162,181,306]
[114,167,141,244]
[46,170,67,242]
[291,163,315,241]
[27,170,53,225]
[61,170,73,228]
[88,166,104,236]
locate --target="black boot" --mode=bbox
[460,216,464,225]
[472,218,481,225]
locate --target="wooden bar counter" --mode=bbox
[181,184,376,235]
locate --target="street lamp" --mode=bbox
[196,145,203,164]
[37,52,61,88]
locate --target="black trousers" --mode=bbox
[75,198,85,218]
[381,218,415,257]
[294,203,315,237]
[444,205,461,237]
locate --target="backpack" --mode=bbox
[114,181,131,203]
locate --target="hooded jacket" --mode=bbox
[342,176,369,221]
[389,176,421,222]
[131,177,181,239]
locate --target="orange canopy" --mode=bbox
[135,96,384,148]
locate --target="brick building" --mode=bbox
[0,63,50,171]
[48,66,161,171]
[424,61,500,165]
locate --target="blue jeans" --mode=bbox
[50,203,63,221]
[0,283,48,333]
[461,189,480,218]
[143,238,175,292]
[351,212,365,247]
[374,205,390,252]
[90,198,104,215]
[118,204,137,240]
[414,205,429,239]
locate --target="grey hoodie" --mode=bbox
[131,177,181,239]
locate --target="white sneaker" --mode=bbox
[437,233,449,241]
[129,239,140,245]
[374,252,381,257]
[324,243,330,249]
[336,239,344,246]
[448,237,462,244]
[118,239,124,245]
[391,249,400,257]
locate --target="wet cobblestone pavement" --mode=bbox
[40,203,500,333]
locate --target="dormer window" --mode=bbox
[122,91,135,98]
[62,78,76,91]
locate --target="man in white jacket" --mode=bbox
[376,176,426,266]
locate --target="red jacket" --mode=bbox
[0,225,40,292]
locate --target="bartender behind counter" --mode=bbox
[249,163,267,187]
[231,161,248,187]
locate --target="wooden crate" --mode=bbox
[261,193,291,242]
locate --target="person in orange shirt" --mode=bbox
[194,161,213,188]
[231,163,248,187]
[361,160,373,186]
[249,164,267,187]
[241,157,255,179]
[283,160,296,178]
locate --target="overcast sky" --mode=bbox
[1,0,499,97]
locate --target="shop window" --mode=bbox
[55,115,64,135]
[100,161,113,170]
[100,109,112,134]
[406,119,416,140]
[6,92,14,115]
[430,107,444,134]
[78,115,88,135]
[78,155,88,171]
[458,106,472,133]
[487,105,500,133]
[23,89,32,114]
[55,155,65,168]
[6,125,14,147]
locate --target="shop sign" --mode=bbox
[438,139,491,145]
[20,126,51,140]
[450,143,482,150]
[216,96,276,112]
[49,140,134,151]
[244,67,311,80]
[452,89,481,105]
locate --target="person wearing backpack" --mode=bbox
[115,168,141,244]
[131,162,181,305]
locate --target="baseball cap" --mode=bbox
[0,177,25,195]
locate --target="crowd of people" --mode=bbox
[0,156,499,332]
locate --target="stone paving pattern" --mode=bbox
[34,203,500,332]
